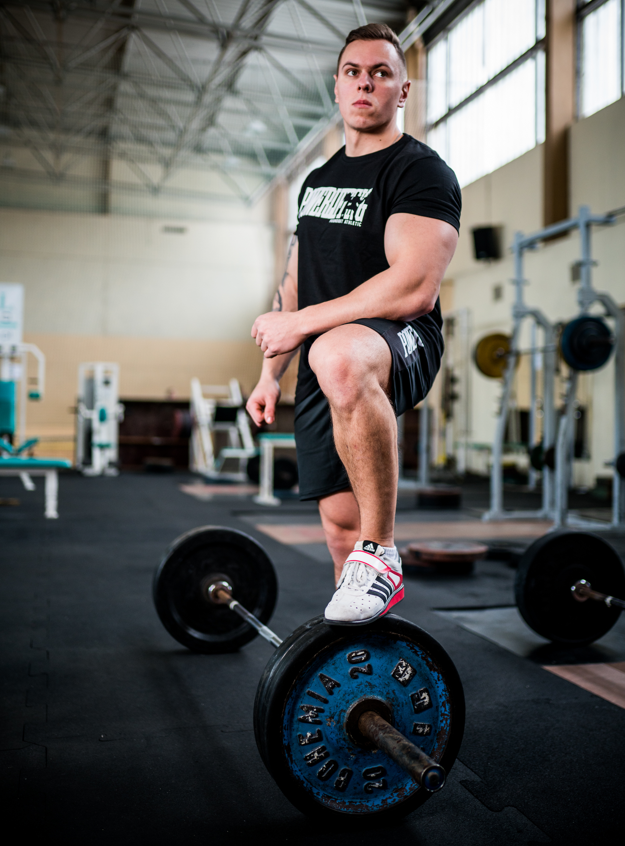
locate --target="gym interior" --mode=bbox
[1,1,625,843]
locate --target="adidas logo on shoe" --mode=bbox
[363,542,377,552]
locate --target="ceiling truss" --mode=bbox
[0,1,445,208]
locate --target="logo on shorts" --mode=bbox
[397,326,423,359]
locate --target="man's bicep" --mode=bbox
[384,214,458,275]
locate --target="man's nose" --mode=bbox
[358,74,372,91]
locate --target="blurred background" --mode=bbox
[0,0,623,498]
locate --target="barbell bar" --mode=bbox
[572,579,625,611]
[474,316,615,379]
[207,575,446,794]
[153,526,465,819]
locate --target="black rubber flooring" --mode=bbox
[1,472,624,845]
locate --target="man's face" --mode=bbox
[334,39,410,133]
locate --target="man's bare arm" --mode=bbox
[246,235,299,424]
[252,215,457,358]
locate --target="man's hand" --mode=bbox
[252,311,307,358]
[246,378,281,426]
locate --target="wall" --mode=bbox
[0,203,274,456]
[444,96,625,485]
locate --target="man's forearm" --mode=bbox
[259,348,299,384]
[297,264,438,338]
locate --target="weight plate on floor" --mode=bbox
[409,542,488,563]
[559,316,613,372]
[153,525,278,653]
[254,615,464,821]
[514,531,625,646]
[247,456,298,490]
[473,333,512,379]
[274,457,299,490]
[529,443,544,471]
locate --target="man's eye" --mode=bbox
[376,70,388,77]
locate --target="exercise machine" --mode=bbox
[189,377,256,482]
[76,362,124,476]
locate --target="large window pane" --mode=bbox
[426,0,545,187]
[484,0,538,78]
[581,0,622,118]
[448,2,487,108]
[427,38,448,124]
[441,58,539,187]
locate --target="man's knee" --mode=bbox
[309,328,388,410]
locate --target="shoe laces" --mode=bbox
[338,559,376,591]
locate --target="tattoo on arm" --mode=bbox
[273,288,283,312]
[272,234,297,312]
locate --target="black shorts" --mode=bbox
[294,317,442,501]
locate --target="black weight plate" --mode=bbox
[273,457,298,490]
[254,615,464,821]
[616,452,625,479]
[246,456,298,490]
[560,316,613,372]
[515,531,625,646]
[153,525,278,653]
[529,443,543,471]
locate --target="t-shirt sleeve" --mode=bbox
[390,155,462,232]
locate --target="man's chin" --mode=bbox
[344,117,391,134]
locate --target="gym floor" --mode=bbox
[1,472,624,845]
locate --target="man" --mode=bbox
[246,23,460,626]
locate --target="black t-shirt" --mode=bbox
[294,134,461,403]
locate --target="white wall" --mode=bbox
[0,201,274,451]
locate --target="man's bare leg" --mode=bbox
[318,490,361,585]
[309,324,398,568]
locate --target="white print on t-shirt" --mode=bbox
[298,186,372,227]
[397,326,424,358]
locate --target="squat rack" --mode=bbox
[483,230,557,522]
[484,205,624,527]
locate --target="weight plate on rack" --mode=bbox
[559,316,613,372]
[514,531,625,646]
[473,333,512,379]
[254,615,464,821]
[153,525,278,653]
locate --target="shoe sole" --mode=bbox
[323,586,404,627]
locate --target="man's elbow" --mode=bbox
[400,289,439,322]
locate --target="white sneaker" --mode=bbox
[324,541,404,626]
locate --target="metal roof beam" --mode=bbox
[5,1,342,53]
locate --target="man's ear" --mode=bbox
[333,74,338,103]
[398,78,411,108]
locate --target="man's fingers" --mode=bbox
[246,398,264,426]
[264,397,276,425]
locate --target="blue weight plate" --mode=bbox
[254,615,464,821]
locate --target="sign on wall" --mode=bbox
[0,283,24,348]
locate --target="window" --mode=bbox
[426,0,546,187]
[579,0,624,118]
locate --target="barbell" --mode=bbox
[474,316,614,379]
[153,526,465,820]
[514,531,625,646]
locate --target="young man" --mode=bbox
[246,23,460,625]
